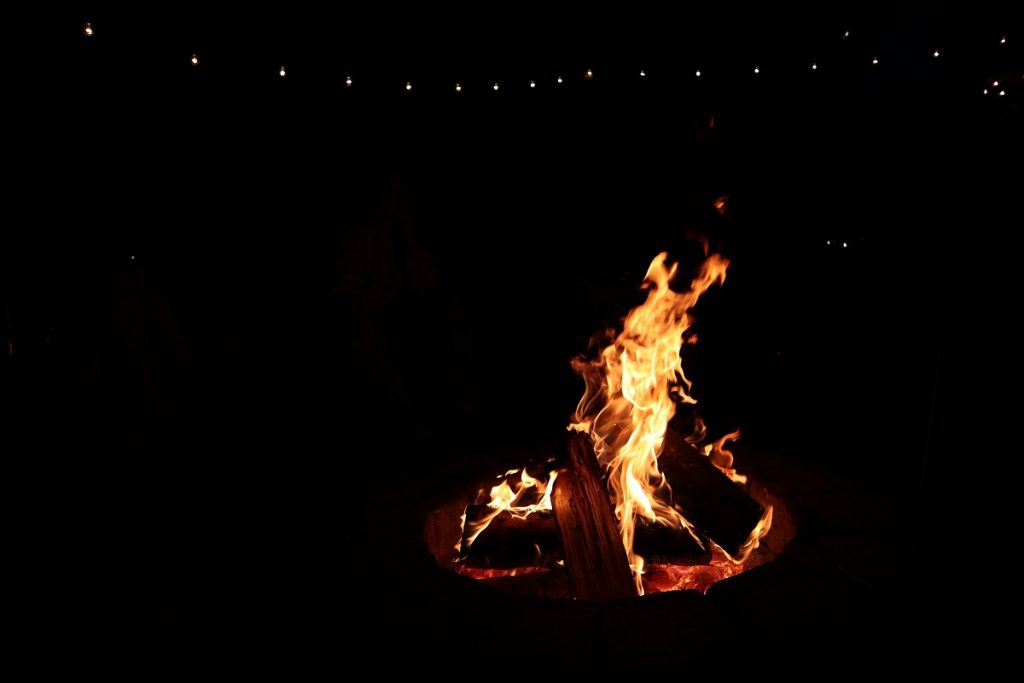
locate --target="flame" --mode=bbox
[456,248,773,596]
[571,251,769,593]
[703,430,747,484]
[462,468,558,552]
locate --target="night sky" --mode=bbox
[5,3,1023,669]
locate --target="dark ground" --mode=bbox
[4,3,1023,669]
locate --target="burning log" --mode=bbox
[461,509,560,569]
[634,518,711,565]
[553,432,636,601]
[658,429,764,557]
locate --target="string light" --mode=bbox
[826,240,831,245]
[190,54,199,65]
[843,30,850,38]
[983,88,989,95]
[345,75,352,86]
[405,81,412,91]
[753,66,760,74]
[933,49,940,58]
[993,80,999,87]
[872,57,879,65]
[279,65,286,77]
[842,242,848,248]
[1001,37,1007,44]
[556,76,563,84]
[84,22,93,37]
[811,62,817,70]
[999,90,1006,96]
[493,82,499,91]
[639,69,646,77]
[130,255,136,261]
[529,80,535,88]
[585,69,593,80]
[695,70,701,77]
[455,83,462,92]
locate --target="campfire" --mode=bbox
[427,248,788,600]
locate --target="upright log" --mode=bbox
[553,432,636,601]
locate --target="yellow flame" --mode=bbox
[460,249,772,594]
[462,468,558,551]
[571,251,743,592]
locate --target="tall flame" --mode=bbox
[571,251,740,592]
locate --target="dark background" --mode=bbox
[4,2,1022,668]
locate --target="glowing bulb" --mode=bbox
[993,80,999,86]
[84,22,93,37]
[1001,37,1007,44]
[455,83,461,92]
[842,242,848,248]
[983,88,989,95]
[933,49,940,58]
[492,82,499,91]
[753,66,760,74]
[999,90,1006,96]
[843,30,850,38]
[872,57,879,65]
[130,255,135,261]
[556,76,563,83]
[345,75,352,86]
[639,69,646,77]
[585,69,593,79]
[191,54,199,65]
[695,70,701,77]
[279,66,287,77]
[812,63,817,70]
[529,80,536,88]
[826,240,831,245]
[405,81,412,91]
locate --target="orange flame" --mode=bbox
[462,468,558,552]
[459,249,772,595]
[571,251,769,592]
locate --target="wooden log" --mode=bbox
[658,429,765,557]
[461,509,560,568]
[552,432,636,601]
[633,518,712,565]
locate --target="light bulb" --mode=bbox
[872,57,879,65]
[493,82,499,91]
[842,242,848,248]
[191,54,199,65]
[933,49,940,58]
[585,69,593,79]
[345,75,352,86]
[84,22,93,37]
[639,69,646,77]
[455,83,462,92]
[529,80,536,88]
[557,76,563,83]
[279,66,286,77]
[695,70,701,77]
[993,80,999,87]
[753,66,760,74]
[405,82,412,91]
[812,63,817,70]
[1001,37,1007,44]
[843,30,850,38]
[999,90,1006,96]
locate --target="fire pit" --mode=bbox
[378,247,905,668]
[427,249,791,600]
[426,458,796,599]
